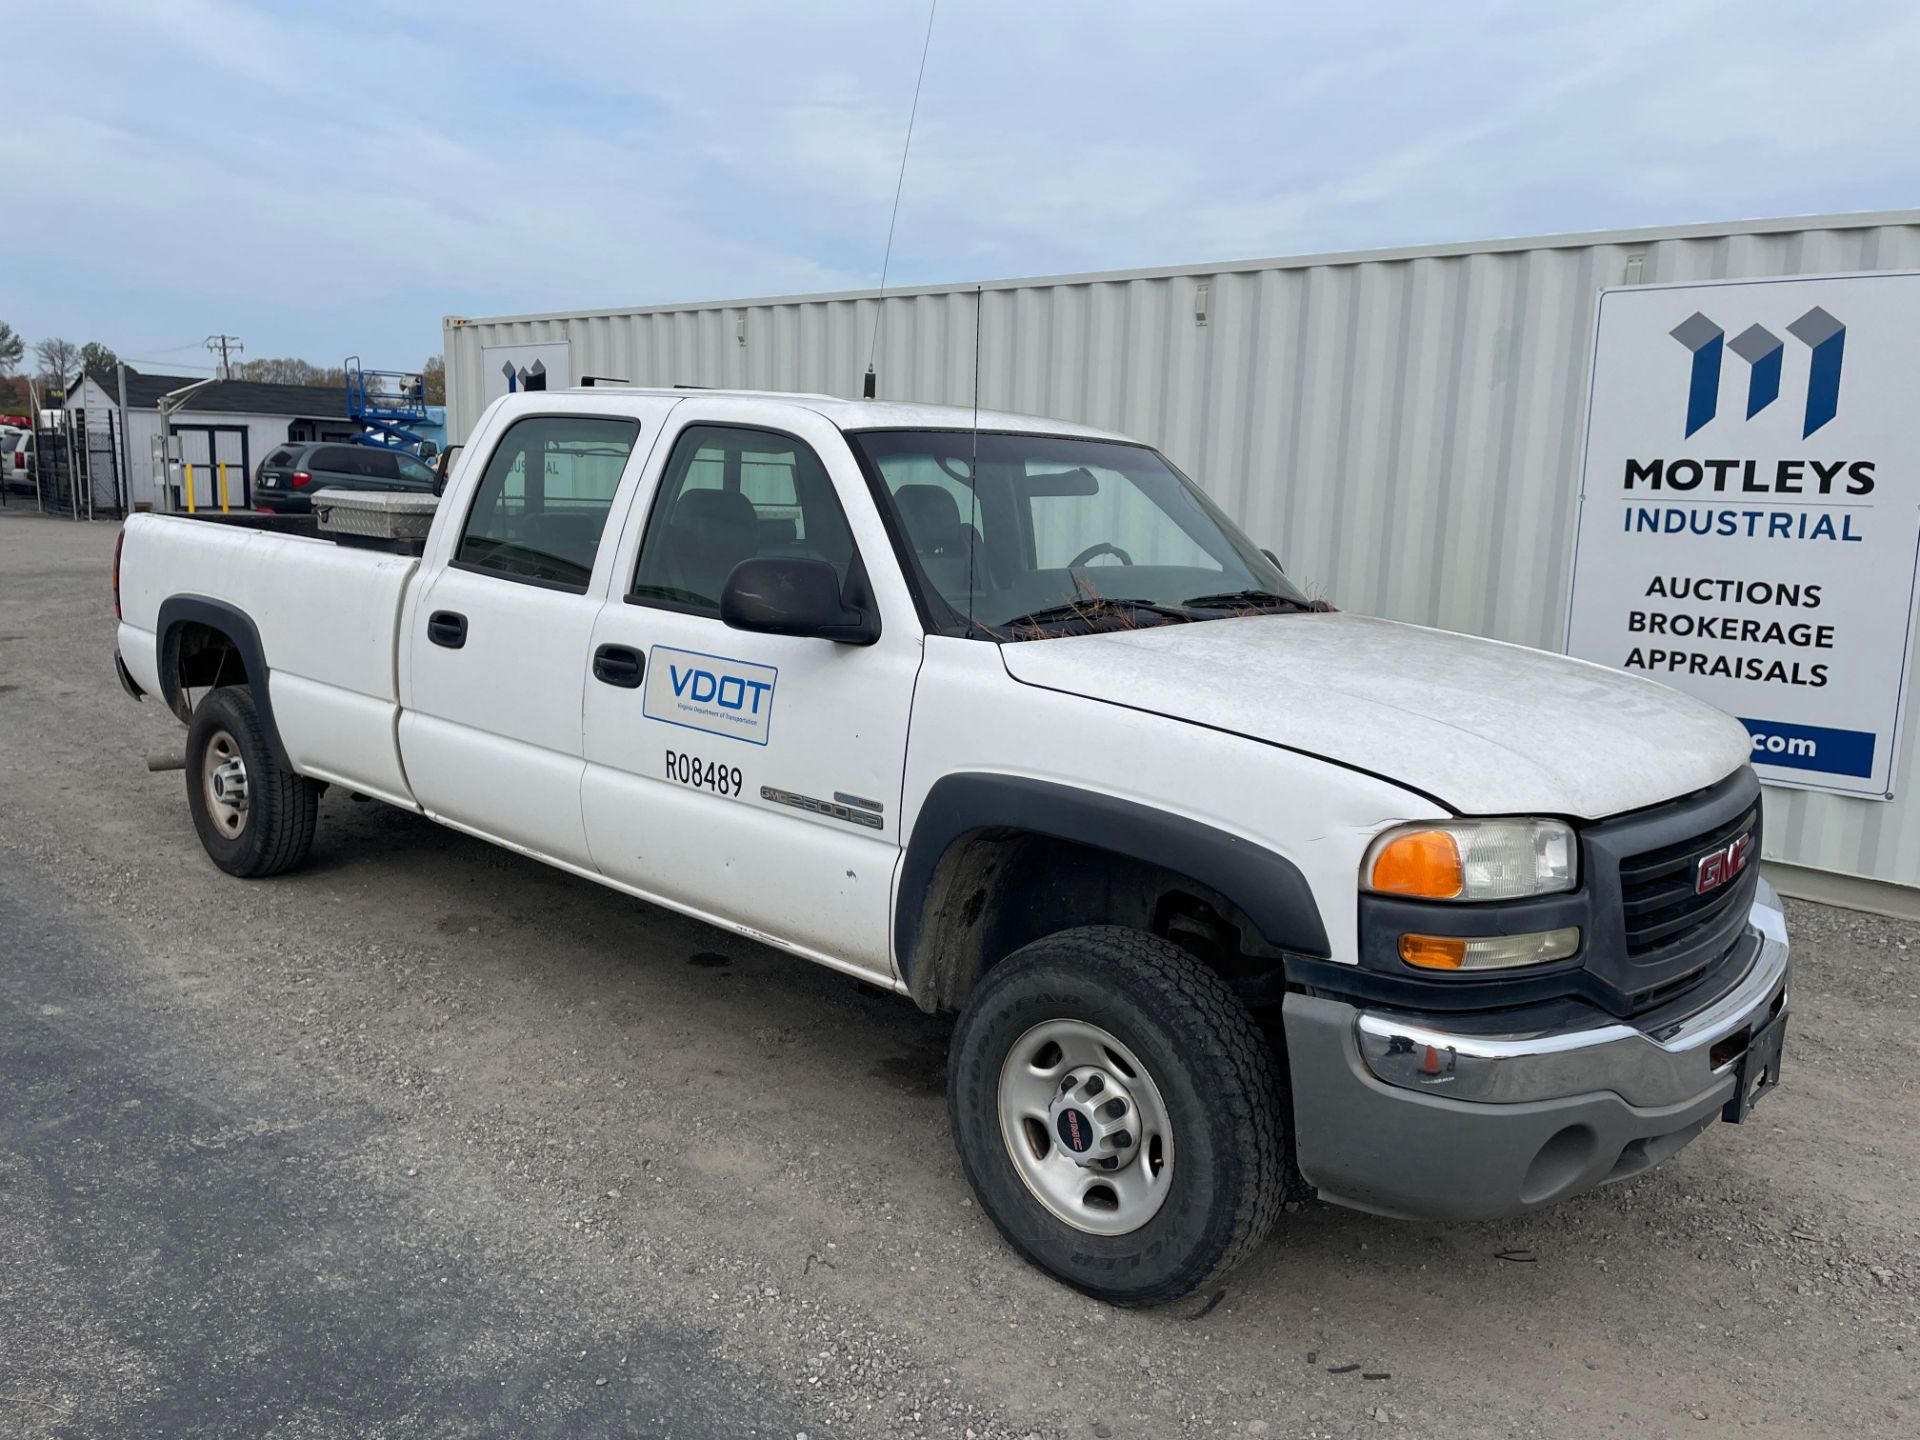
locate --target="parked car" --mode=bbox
[2,428,33,492]
[113,387,1789,1306]
[254,442,437,514]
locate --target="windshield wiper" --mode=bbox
[992,596,1197,634]
[1179,588,1327,614]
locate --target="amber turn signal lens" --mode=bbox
[1399,934,1469,969]
[1368,829,1464,899]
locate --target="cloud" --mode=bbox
[3,0,1915,368]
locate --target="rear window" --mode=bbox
[456,414,641,590]
[262,447,297,470]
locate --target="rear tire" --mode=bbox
[185,686,321,878]
[948,925,1287,1306]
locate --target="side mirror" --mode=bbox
[433,443,462,497]
[720,557,879,645]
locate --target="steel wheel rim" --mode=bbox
[997,1018,1175,1236]
[201,728,250,838]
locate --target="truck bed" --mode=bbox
[117,512,423,808]
[167,506,430,557]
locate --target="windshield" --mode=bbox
[849,430,1314,637]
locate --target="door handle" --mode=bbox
[428,610,468,649]
[592,643,644,688]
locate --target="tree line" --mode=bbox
[0,327,116,387]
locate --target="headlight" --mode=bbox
[1363,818,1576,901]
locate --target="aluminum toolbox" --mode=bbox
[311,488,439,545]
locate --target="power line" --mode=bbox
[125,338,217,356]
[124,358,219,373]
[864,0,940,397]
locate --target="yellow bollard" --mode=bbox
[218,462,230,513]
[184,462,196,514]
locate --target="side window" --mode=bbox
[396,453,436,486]
[630,425,856,613]
[455,414,641,591]
[319,447,401,479]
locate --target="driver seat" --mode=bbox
[893,484,984,593]
[661,487,761,605]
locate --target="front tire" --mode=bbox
[948,926,1287,1306]
[185,686,321,878]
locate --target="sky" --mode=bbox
[4,0,1917,378]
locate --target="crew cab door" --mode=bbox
[580,403,923,981]
[399,401,672,866]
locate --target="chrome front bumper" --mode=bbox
[1281,880,1791,1222]
[1354,879,1790,1107]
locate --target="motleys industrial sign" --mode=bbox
[481,341,572,407]
[1566,271,1920,800]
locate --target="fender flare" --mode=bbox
[894,773,1331,1002]
[156,595,291,768]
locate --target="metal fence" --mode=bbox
[18,410,126,521]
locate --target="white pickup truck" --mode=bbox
[114,387,1790,1305]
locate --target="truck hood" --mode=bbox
[998,613,1752,819]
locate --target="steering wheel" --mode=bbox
[1067,542,1134,567]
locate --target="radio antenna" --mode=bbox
[966,283,983,636]
[864,0,940,400]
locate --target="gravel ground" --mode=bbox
[0,506,1915,1439]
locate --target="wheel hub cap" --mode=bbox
[1048,1069,1139,1171]
[212,761,247,805]
[997,1018,1174,1236]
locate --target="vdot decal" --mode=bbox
[643,646,778,745]
[1670,307,1846,438]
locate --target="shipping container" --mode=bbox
[444,210,1920,908]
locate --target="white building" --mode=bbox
[68,367,360,511]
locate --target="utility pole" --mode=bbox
[205,334,244,379]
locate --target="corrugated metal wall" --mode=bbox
[445,213,1920,890]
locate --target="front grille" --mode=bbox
[1617,802,1760,958]
[1346,768,1765,1019]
